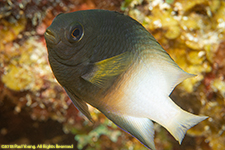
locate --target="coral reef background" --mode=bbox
[0,0,224,149]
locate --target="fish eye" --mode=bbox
[66,22,84,43]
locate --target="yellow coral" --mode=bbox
[187,51,205,65]
[211,79,225,97]
[1,37,52,92]
[0,17,26,50]
[2,64,32,91]
[165,25,180,39]
[175,0,206,13]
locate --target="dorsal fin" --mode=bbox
[139,46,195,95]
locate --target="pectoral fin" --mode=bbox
[102,111,156,150]
[82,52,133,88]
[64,87,93,122]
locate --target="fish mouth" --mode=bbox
[44,29,60,45]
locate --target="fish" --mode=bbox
[44,9,208,150]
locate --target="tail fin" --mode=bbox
[166,110,208,144]
[102,111,156,150]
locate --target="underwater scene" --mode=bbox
[0,0,225,150]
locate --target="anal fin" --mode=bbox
[102,111,156,150]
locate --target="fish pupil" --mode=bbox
[71,28,80,39]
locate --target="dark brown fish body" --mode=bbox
[46,10,159,108]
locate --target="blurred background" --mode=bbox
[0,0,225,149]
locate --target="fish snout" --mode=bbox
[44,29,60,45]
